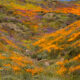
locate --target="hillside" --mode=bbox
[0,0,80,80]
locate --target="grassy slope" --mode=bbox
[0,0,80,80]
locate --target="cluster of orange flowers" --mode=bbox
[68,32,80,42]
[0,1,80,77]
[69,65,80,72]
[1,36,20,49]
[0,28,43,76]
[56,53,80,74]
[7,2,50,23]
[33,4,80,76]
[26,67,43,75]
[33,20,80,52]
[54,4,80,15]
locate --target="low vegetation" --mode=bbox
[0,0,80,80]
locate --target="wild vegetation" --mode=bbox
[0,0,80,80]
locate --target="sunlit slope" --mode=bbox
[0,28,43,80]
[33,17,80,77]
[33,20,80,53]
[0,0,80,79]
[0,0,80,35]
[33,3,80,76]
[0,0,50,34]
[56,53,80,75]
[55,4,80,16]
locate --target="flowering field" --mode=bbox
[0,0,80,80]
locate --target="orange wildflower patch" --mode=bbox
[69,65,80,72]
[0,54,7,59]
[26,67,43,75]
[11,65,21,71]
[57,66,67,75]
[1,36,20,49]
[55,4,80,16]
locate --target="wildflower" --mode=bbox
[69,65,80,72]
[12,65,21,71]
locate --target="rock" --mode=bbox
[45,61,50,66]
[25,49,33,56]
